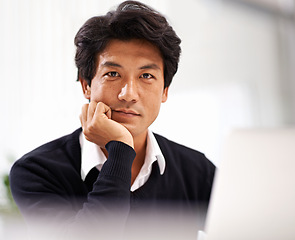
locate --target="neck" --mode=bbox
[133,130,148,157]
[131,130,148,184]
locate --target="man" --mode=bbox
[10,1,215,238]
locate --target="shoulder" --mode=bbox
[10,128,82,179]
[9,128,84,212]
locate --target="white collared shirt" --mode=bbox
[79,129,165,192]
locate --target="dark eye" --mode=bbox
[140,73,154,79]
[107,72,120,77]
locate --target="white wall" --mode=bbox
[0,0,294,204]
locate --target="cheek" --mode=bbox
[145,94,163,116]
[90,84,117,102]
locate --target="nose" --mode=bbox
[118,78,139,103]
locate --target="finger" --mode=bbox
[95,102,111,119]
[81,103,89,127]
[87,101,97,122]
[105,106,112,119]
[79,114,82,126]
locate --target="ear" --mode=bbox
[161,87,168,103]
[79,78,91,100]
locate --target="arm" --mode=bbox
[10,101,135,238]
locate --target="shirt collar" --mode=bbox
[79,129,166,182]
[79,133,107,181]
[130,129,165,192]
[145,129,165,175]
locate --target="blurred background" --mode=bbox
[0,0,294,231]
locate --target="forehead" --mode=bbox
[97,39,164,68]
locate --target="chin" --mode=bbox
[123,124,147,138]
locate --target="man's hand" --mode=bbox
[80,101,134,149]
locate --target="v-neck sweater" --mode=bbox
[10,128,215,235]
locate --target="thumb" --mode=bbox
[105,107,112,119]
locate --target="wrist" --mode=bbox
[119,137,134,149]
[103,140,136,183]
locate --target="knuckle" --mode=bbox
[84,135,92,142]
[89,101,95,107]
[96,102,102,108]
[88,124,98,133]
[82,128,89,136]
[82,103,89,110]
[97,102,105,108]
[83,126,92,136]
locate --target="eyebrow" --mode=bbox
[139,64,161,71]
[101,61,161,71]
[101,61,122,68]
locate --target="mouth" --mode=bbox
[112,109,141,117]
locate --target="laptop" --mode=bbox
[205,128,295,240]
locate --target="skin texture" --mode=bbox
[79,39,168,183]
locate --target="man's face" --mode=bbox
[81,39,168,139]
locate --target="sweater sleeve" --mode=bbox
[76,140,135,214]
[9,140,136,239]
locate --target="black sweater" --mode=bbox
[10,128,215,238]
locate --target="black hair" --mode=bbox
[74,0,181,88]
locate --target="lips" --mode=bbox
[112,108,140,116]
